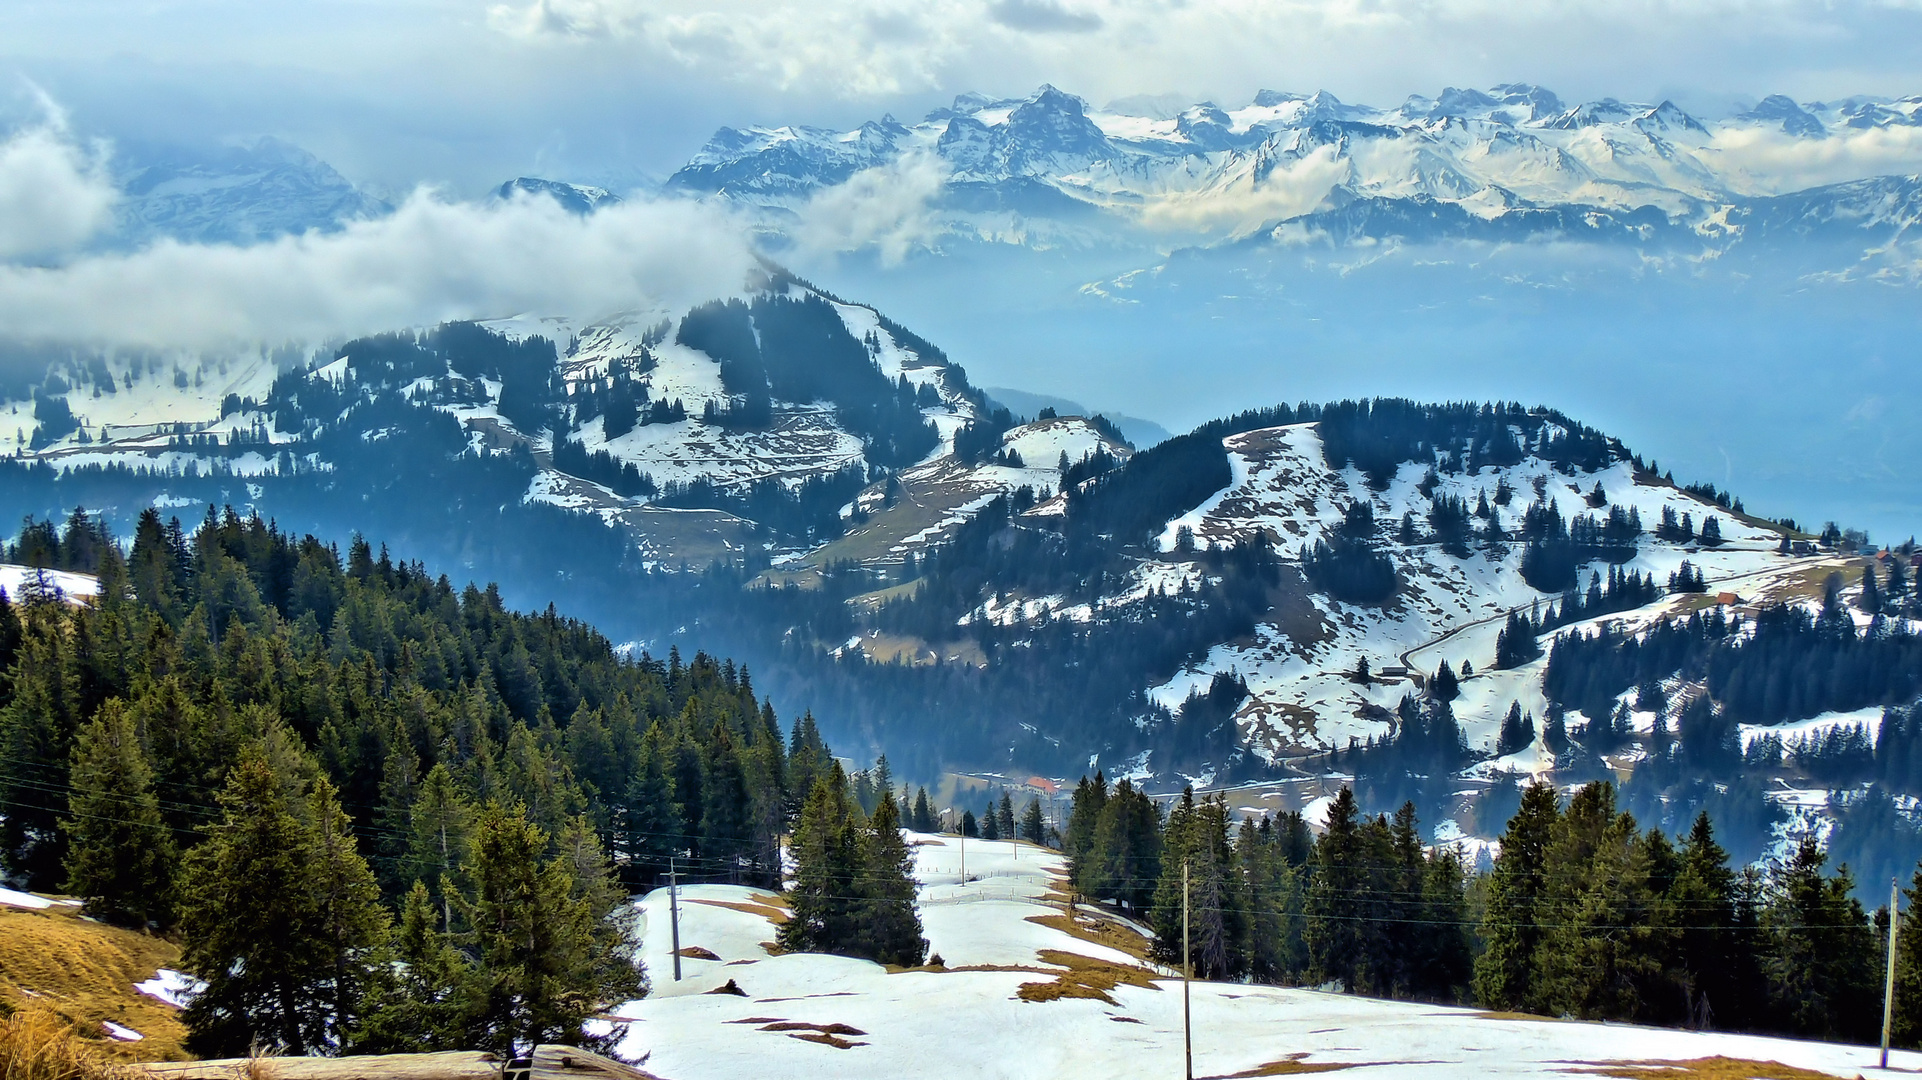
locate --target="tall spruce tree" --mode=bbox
[404,763,476,933]
[911,787,935,833]
[307,777,394,1044]
[349,881,477,1053]
[1020,796,1046,845]
[1306,787,1370,991]
[178,744,389,1056]
[62,701,175,927]
[1891,861,1922,1047]
[1473,780,1560,1010]
[1065,773,1108,893]
[1151,793,1247,980]
[1762,835,1878,1041]
[464,800,641,1054]
[781,768,863,956]
[857,791,928,966]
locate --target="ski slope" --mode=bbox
[611,833,1917,1080]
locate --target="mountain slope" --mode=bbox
[0,277,1915,877]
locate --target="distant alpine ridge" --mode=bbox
[92,84,1922,262]
[663,84,1922,256]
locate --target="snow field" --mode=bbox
[0,886,55,909]
[612,832,1917,1080]
[0,565,100,603]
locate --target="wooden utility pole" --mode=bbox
[1183,858,1193,1080]
[1885,875,1901,1070]
[669,855,682,982]
[959,828,966,885]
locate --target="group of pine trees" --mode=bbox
[954,787,1049,844]
[1061,771,1922,1045]
[779,769,928,967]
[0,507,854,1056]
[1477,781,1894,1040]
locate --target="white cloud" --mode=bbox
[1710,124,1922,195]
[0,188,756,350]
[791,151,950,264]
[1135,144,1350,237]
[0,116,118,261]
[483,0,1922,109]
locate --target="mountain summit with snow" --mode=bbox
[662,83,1922,255]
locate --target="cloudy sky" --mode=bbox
[5,0,1921,194]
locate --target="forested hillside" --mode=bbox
[1061,776,1922,1046]
[0,508,855,1055]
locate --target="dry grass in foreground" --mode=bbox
[1565,1059,1849,1080]
[0,1006,139,1080]
[0,905,188,1061]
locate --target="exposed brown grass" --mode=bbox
[685,897,790,926]
[757,1022,866,1036]
[1472,1011,1571,1023]
[703,979,747,997]
[1563,1059,1848,1080]
[672,946,720,961]
[0,1006,139,1080]
[1014,950,1163,1005]
[786,1031,864,1050]
[1025,911,1157,965]
[1200,1054,1364,1077]
[0,905,188,1061]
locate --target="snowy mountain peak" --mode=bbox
[1738,94,1828,138]
[664,80,1922,255]
[495,177,621,214]
[112,137,391,247]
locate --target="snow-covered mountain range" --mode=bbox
[664,83,1922,256]
[110,137,392,246]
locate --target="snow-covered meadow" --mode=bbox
[610,833,1917,1079]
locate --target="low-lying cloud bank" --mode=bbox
[0,182,757,351]
[1712,123,1922,196]
[0,119,118,262]
[790,151,951,265]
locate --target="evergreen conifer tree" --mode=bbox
[350,881,476,1053]
[1761,835,1878,1041]
[308,777,395,1043]
[1306,788,1369,991]
[781,769,863,956]
[997,791,1016,839]
[1891,862,1922,1047]
[857,791,928,966]
[1065,774,1108,893]
[178,745,389,1056]
[404,763,475,932]
[1473,781,1560,1010]
[1020,796,1046,845]
[62,701,175,927]
[464,801,641,1054]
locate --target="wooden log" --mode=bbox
[128,1046,659,1080]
